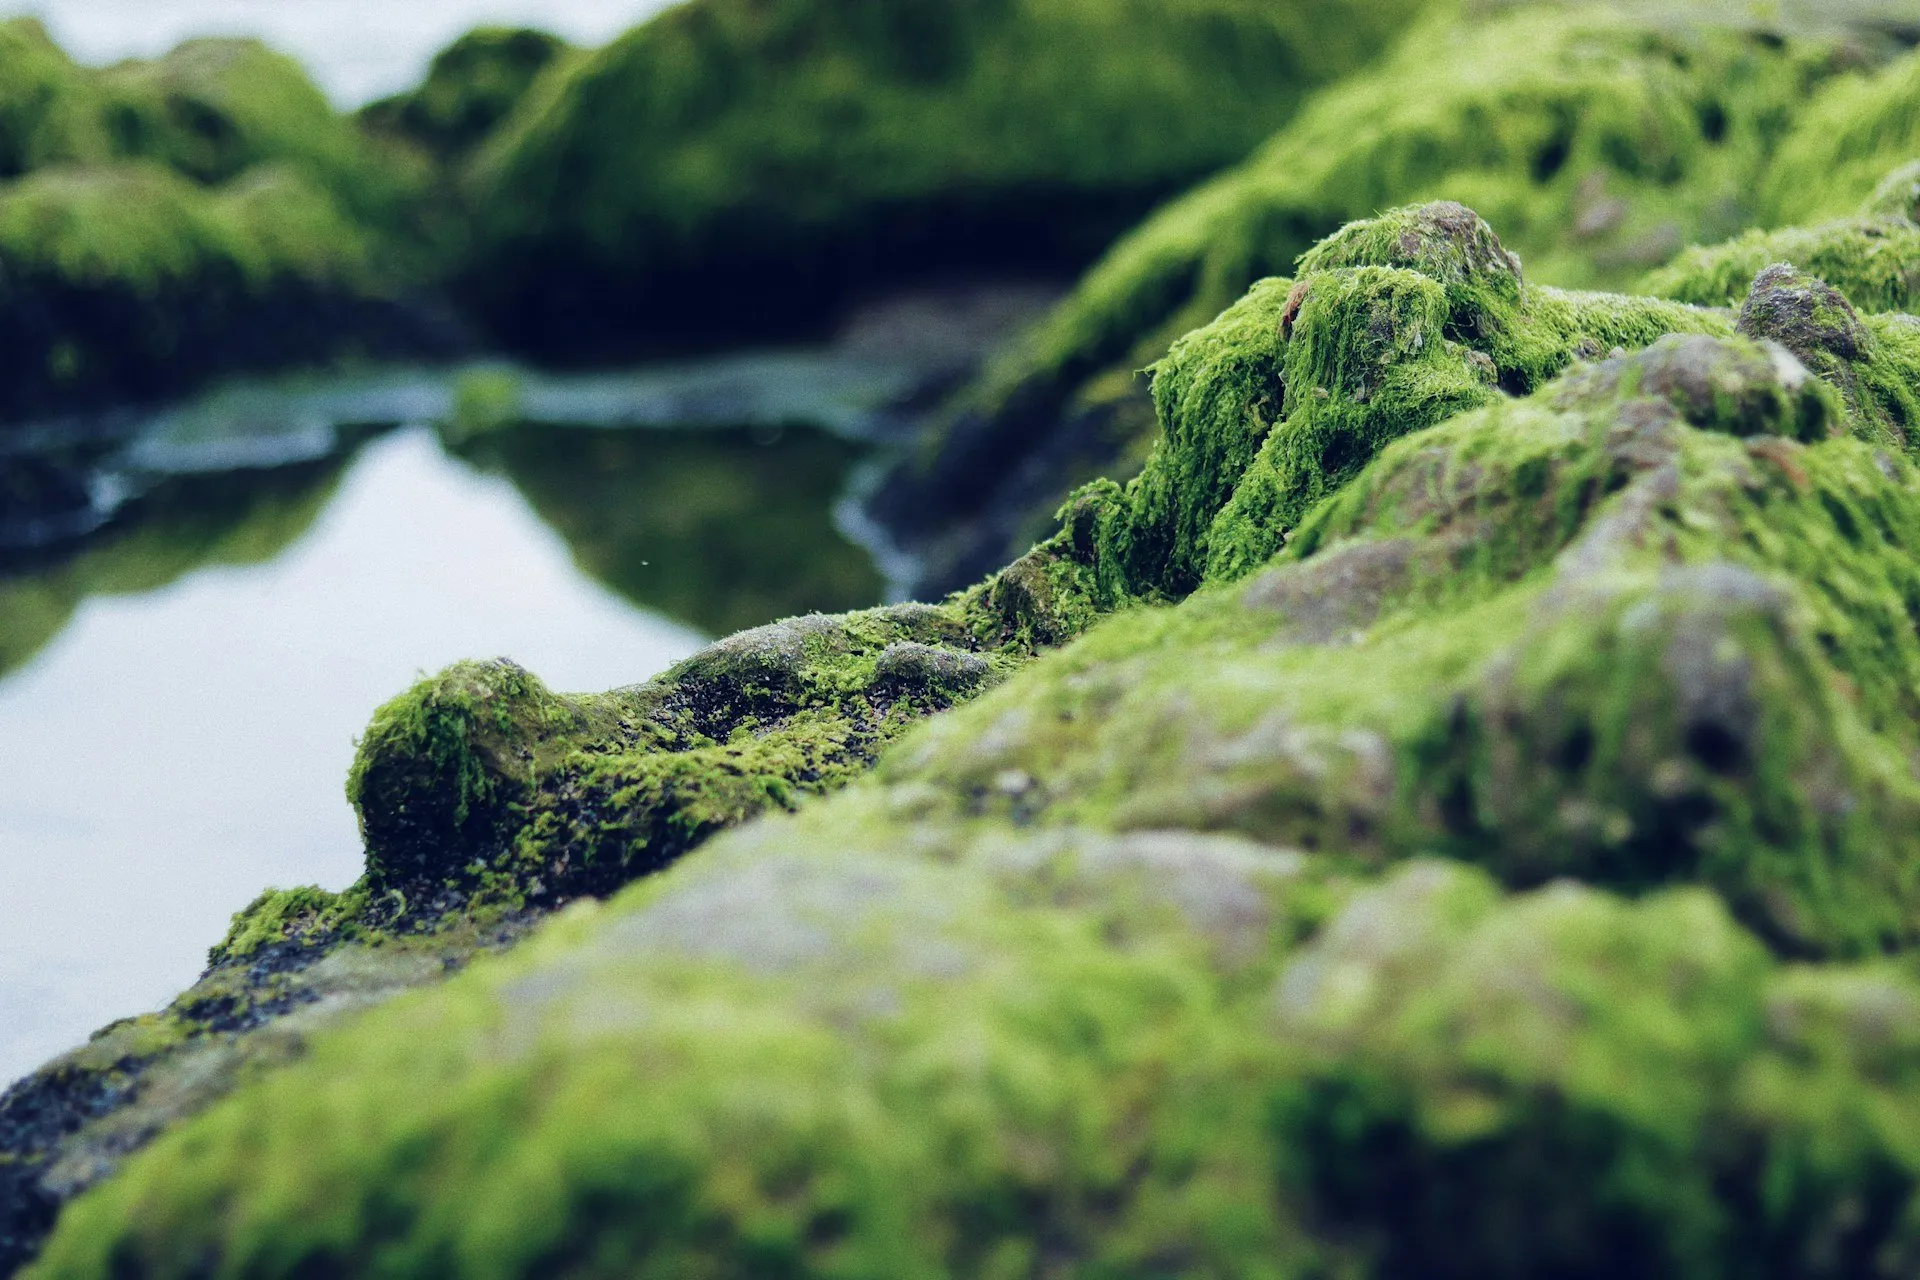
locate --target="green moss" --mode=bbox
[1761,42,1920,225]
[883,4,1861,592]
[31,199,1920,1277]
[1641,212,1920,314]
[1088,203,1731,599]
[360,27,572,161]
[0,161,397,417]
[0,19,111,178]
[459,0,1427,356]
[208,885,365,966]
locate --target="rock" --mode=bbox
[455,0,1427,359]
[865,6,1893,599]
[24,197,1920,1277]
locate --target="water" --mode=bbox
[0,345,916,1084]
[2,0,678,105]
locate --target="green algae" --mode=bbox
[27,197,1920,1277]
[1762,41,1920,225]
[877,3,1869,595]
[458,0,1428,356]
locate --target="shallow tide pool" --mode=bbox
[0,359,905,1086]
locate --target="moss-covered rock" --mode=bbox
[25,199,1920,1277]
[0,31,456,423]
[359,27,572,162]
[457,0,1428,359]
[0,162,450,420]
[868,4,1888,596]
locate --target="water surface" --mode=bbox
[0,375,898,1085]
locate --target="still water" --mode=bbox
[3,0,677,104]
[0,353,906,1085]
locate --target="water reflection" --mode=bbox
[0,411,888,1084]
[0,459,349,678]
[453,423,883,636]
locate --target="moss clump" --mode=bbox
[340,583,1097,924]
[0,162,441,419]
[359,27,572,162]
[0,30,450,421]
[871,4,1869,596]
[894,309,1920,957]
[1089,203,1732,598]
[458,0,1427,358]
[0,19,110,178]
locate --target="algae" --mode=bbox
[871,3,1882,596]
[458,0,1429,358]
[26,197,1920,1278]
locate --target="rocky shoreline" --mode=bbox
[9,0,1920,1275]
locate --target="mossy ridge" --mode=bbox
[338,580,1099,933]
[1761,40,1920,225]
[359,27,573,163]
[870,3,1872,597]
[458,0,1428,359]
[894,308,1920,957]
[1081,203,1733,599]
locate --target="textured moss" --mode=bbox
[873,3,1867,596]
[1642,200,1920,314]
[459,0,1427,357]
[0,163,409,417]
[1093,203,1731,598]
[29,200,1920,1278]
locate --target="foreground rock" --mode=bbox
[15,195,1920,1274]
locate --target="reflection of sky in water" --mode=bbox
[0,0,677,104]
[0,430,702,1084]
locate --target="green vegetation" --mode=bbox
[873,2,1890,595]
[28,193,1920,1275]
[458,0,1430,357]
[0,23,439,420]
[1762,41,1920,224]
[360,27,573,162]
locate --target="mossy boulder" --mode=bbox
[456,0,1428,359]
[0,31,453,423]
[0,163,450,420]
[24,199,1920,1276]
[867,4,1886,595]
